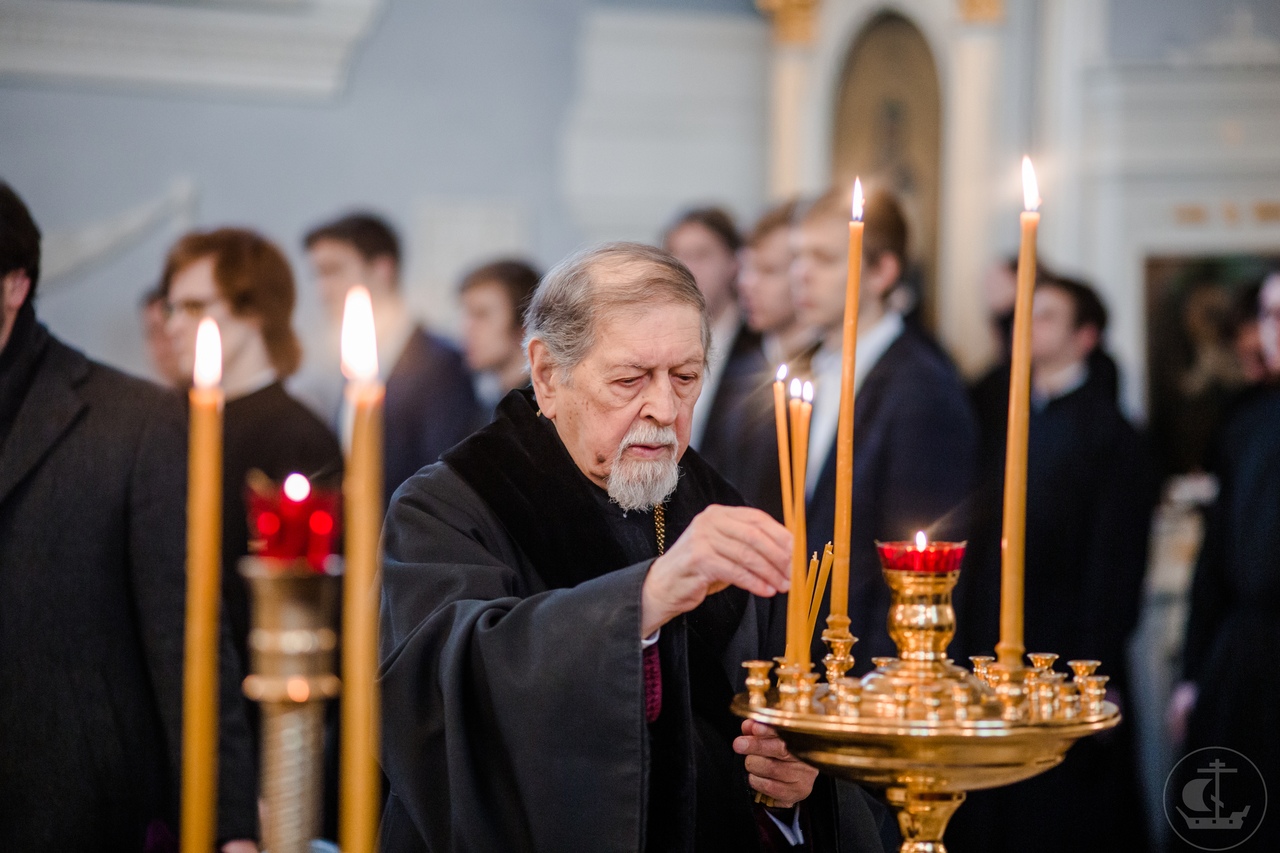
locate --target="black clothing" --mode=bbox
[1178,385,1280,851]
[383,327,481,504]
[0,327,256,850]
[960,363,1155,674]
[697,324,780,517]
[379,389,888,852]
[949,361,1157,853]
[805,327,979,669]
[222,381,342,679]
[0,303,43,449]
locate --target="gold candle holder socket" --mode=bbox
[1068,659,1100,682]
[822,614,857,685]
[1027,652,1059,672]
[743,660,774,708]
[833,677,863,717]
[969,655,995,685]
[1080,674,1109,717]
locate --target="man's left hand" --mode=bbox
[733,720,817,808]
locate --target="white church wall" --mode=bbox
[2,0,766,382]
[560,7,769,246]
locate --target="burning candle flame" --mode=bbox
[802,381,814,404]
[193,317,221,389]
[916,530,928,549]
[1022,156,1040,212]
[283,473,311,502]
[341,285,379,383]
[790,377,802,399]
[776,363,788,382]
[851,177,864,222]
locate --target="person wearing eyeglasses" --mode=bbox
[160,228,343,769]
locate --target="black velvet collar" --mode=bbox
[442,388,744,592]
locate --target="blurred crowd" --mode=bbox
[4,176,1279,851]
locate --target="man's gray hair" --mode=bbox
[524,241,710,374]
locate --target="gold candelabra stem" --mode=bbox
[240,557,342,853]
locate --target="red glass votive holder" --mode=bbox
[875,539,966,573]
[247,475,341,572]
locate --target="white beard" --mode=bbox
[606,422,680,511]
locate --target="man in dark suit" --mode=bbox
[0,184,258,850]
[793,187,978,669]
[950,276,1155,853]
[304,213,480,504]
[662,207,772,506]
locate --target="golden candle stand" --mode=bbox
[734,558,1119,853]
[240,556,343,853]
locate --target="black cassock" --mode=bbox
[948,362,1157,853]
[1178,386,1280,851]
[379,389,889,853]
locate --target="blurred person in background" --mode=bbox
[1,183,258,852]
[140,285,186,388]
[304,212,479,504]
[709,200,818,522]
[1168,269,1280,852]
[793,186,977,672]
[662,207,767,473]
[161,228,343,756]
[953,275,1157,853]
[738,200,814,365]
[457,258,539,416]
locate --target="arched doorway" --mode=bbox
[832,12,942,330]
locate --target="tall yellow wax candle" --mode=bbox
[773,365,794,531]
[785,379,806,664]
[181,318,223,853]
[996,157,1040,670]
[831,178,864,620]
[340,287,385,853]
[789,381,814,667]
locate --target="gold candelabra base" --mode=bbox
[736,567,1120,852]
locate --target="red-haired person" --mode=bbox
[162,227,342,694]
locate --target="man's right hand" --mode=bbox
[641,504,792,637]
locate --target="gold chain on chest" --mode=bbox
[654,503,666,556]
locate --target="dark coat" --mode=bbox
[383,327,481,505]
[378,390,889,853]
[947,360,1157,853]
[805,328,979,669]
[1177,385,1280,851]
[0,326,257,851]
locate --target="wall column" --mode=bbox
[759,0,820,200]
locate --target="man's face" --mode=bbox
[791,216,849,334]
[535,300,704,499]
[1030,286,1089,370]
[0,269,31,354]
[738,227,797,335]
[164,256,262,379]
[307,238,379,323]
[1258,274,1280,374]
[142,299,184,387]
[460,280,522,373]
[665,222,738,319]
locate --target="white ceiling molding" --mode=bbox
[0,0,382,100]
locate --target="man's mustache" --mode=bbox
[619,424,677,452]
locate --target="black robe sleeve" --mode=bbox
[379,463,655,852]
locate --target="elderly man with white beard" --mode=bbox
[379,243,890,853]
